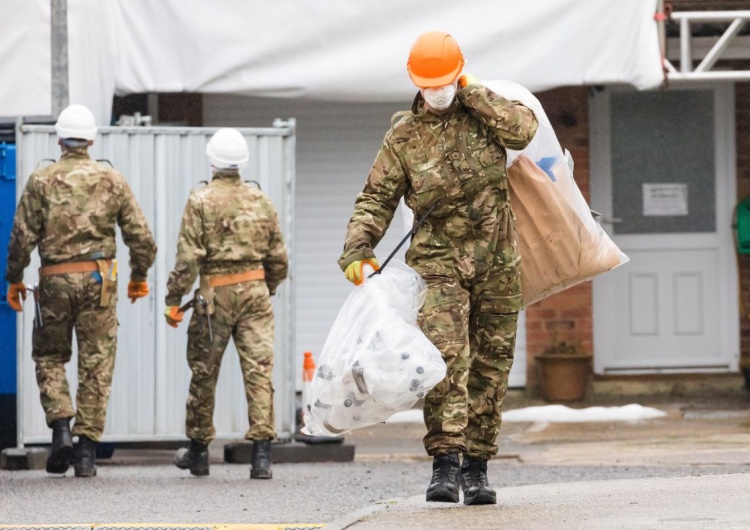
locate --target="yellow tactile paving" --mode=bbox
[0,523,325,530]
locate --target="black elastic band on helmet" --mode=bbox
[60,138,89,148]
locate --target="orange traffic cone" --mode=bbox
[297,351,343,444]
[302,351,315,412]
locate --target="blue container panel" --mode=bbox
[0,144,17,395]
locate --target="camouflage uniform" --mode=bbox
[340,85,538,460]
[5,146,157,441]
[166,170,288,445]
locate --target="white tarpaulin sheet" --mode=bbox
[0,0,51,117]
[1,0,663,124]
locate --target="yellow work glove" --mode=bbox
[127,281,149,304]
[164,306,185,328]
[344,258,380,286]
[7,283,26,312]
[458,73,478,88]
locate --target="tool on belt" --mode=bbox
[25,283,43,328]
[178,269,266,343]
[97,259,117,307]
[178,294,214,343]
[198,294,212,342]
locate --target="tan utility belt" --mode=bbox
[40,259,112,277]
[207,269,265,288]
[195,269,265,317]
[40,259,116,307]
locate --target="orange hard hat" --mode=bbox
[406,31,465,88]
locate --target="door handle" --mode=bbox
[599,216,623,225]
[589,210,622,224]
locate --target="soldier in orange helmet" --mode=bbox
[339,31,538,505]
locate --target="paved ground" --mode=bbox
[326,473,750,530]
[2,389,750,528]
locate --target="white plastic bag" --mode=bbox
[484,79,563,172]
[486,80,629,306]
[302,260,446,436]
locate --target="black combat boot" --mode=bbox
[250,439,272,479]
[460,456,497,505]
[174,440,209,476]
[74,435,97,478]
[425,453,460,503]
[46,418,74,474]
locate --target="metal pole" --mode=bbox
[656,0,668,88]
[680,17,692,73]
[51,0,69,118]
[670,10,750,22]
[273,117,296,439]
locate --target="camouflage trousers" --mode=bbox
[419,271,519,460]
[32,272,118,441]
[185,280,276,444]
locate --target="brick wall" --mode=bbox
[524,87,592,396]
[737,83,750,370]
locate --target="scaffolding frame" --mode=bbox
[659,1,750,83]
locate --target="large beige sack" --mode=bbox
[508,154,627,307]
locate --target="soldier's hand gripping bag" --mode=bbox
[302,260,446,436]
[485,80,629,306]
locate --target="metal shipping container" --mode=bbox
[15,121,296,445]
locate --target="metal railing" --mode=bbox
[660,4,750,83]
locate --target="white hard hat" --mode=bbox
[55,104,97,141]
[206,128,249,169]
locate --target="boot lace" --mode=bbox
[463,460,488,487]
[432,464,459,484]
[431,455,459,486]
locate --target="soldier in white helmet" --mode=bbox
[5,104,156,477]
[165,128,288,479]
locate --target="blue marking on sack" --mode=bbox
[536,156,557,182]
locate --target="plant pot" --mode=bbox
[537,353,592,402]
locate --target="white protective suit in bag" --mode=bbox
[302,260,446,436]
[485,80,629,306]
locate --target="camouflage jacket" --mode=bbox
[5,147,157,284]
[165,170,289,305]
[339,84,538,280]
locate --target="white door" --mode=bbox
[590,85,739,374]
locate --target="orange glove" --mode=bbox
[7,283,26,312]
[164,306,184,328]
[458,73,478,88]
[127,281,149,303]
[344,258,380,286]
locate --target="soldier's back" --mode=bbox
[34,153,128,262]
[195,178,279,268]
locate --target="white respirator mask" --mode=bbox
[421,83,457,111]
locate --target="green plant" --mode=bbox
[542,340,590,357]
[542,327,590,357]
